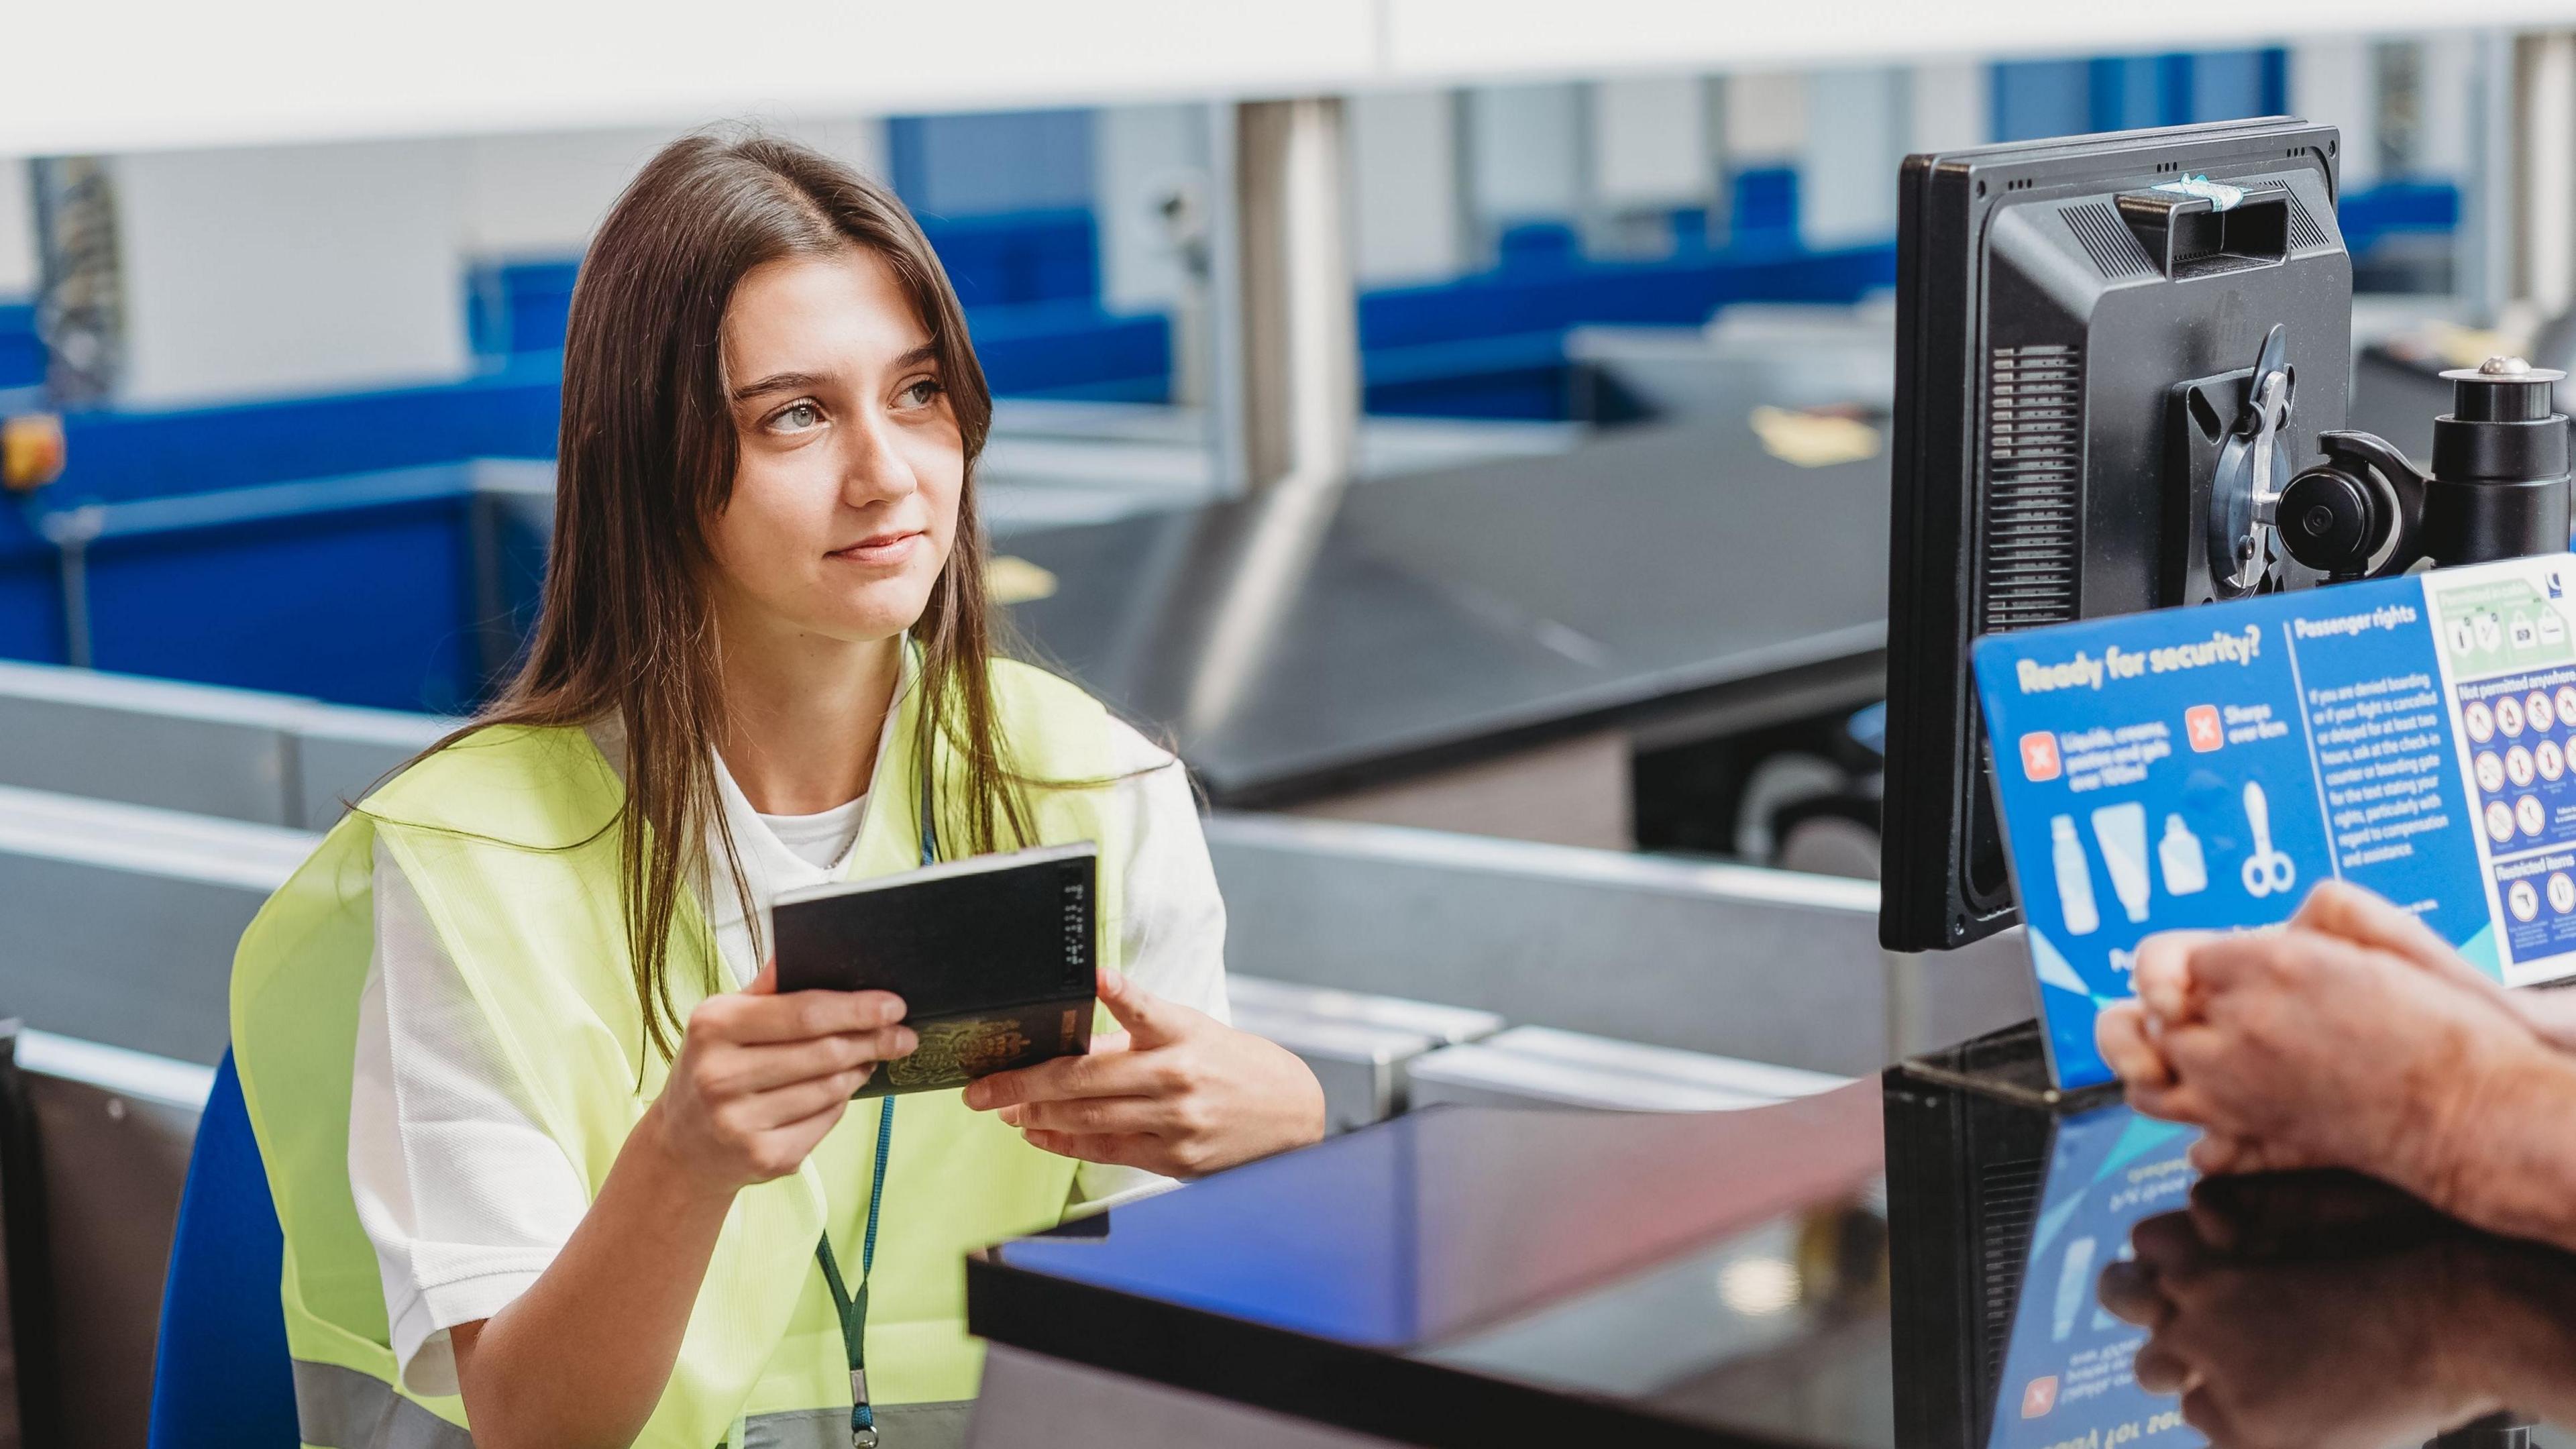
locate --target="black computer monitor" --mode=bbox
[1880,119,2352,953]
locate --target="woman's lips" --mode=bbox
[828,531,923,566]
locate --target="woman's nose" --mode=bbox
[838,416,918,503]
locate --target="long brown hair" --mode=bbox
[461,131,1038,1060]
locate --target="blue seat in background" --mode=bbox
[148,1050,299,1448]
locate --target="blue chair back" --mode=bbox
[146,1050,299,1447]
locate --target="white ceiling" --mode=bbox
[9,0,2569,156]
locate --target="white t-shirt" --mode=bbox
[346,701,1228,1397]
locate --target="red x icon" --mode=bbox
[2020,732,2061,782]
[2186,704,2224,753]
[2022,1375,2059,1418]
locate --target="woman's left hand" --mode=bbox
[961,967,1325,1177]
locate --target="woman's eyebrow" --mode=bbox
[730,347,936,403]
[730,370,826,402]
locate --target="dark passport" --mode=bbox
[771,841,1097,1097]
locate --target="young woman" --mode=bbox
[231,133,1325,1449]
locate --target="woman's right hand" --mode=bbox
[641,963,915,1193]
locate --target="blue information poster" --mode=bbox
[1974,555,2576,1089]
[1984,1106,2201,1449]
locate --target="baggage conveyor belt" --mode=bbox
[998,409,1890,810]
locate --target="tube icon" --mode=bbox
[2090,803,2151,924]
[2052,816,2100,936]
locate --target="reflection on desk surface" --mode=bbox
[975,1075,2576,1449]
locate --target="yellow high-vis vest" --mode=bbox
[231,661,1124,1448]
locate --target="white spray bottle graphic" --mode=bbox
[2090,803,2151,924]
[2159,814,2208,896]
[2052,816,2100,936]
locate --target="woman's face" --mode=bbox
[706,244,963,650]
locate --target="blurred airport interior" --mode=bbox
[5,8,2576,1447]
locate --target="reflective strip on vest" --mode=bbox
[746,1402,973,1448]
[292,1360,472,1449]
[296,1359,965,1449]
[740,1407,842,1448]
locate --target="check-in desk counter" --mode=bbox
[0,785,303,1064]
[966,1028,2576,1449]
[1406,1024,1845,1113]
[0,660,443,829]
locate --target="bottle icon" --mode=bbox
[2052,816,2100,936]
[2159,814,2208,896]
[2053,1236,2098,1342]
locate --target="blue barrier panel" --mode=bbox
[42,297,1163,510]
[51,360,560,506]
[1496,223,1582,271]
[920,208,1102,309]
[2342,179,2461,252]
[37,204,1915,512]
[1360,241,1894,420]
[0,303,40,391]
[1362,331,1572,420]
[0,553,62,664]
[1727,168,1801,252]
[888,111,1096,222]
[9,467,487,710]
[969,300,1169,401]
[468,260,580,358]
[1995,48,2285,142]
[468,211,1102,364]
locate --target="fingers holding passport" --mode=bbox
[967,967,1328,1178]
[644,971,921,1190]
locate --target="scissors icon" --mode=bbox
[2241,781,2297,898]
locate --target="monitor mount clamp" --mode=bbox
[2273,354,2573,579]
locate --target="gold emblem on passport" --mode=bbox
[886,1018,1036,1089]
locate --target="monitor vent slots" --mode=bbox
[1979,343,2085,633]
[2282,191,2331,252]
[1972,1155,2045,1401]
[2063,201,2154,279]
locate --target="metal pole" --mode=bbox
[1203,101,1251,497]
[2518,33,2576,321]
[1224,97,1358,495]
[40,504,104,670]
[2462,32,2518,325]
[1165,97,1360,738]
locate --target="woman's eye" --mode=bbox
[769,401,822,433]
[898,378,943,409]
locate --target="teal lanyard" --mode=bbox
[810,766,936,1448]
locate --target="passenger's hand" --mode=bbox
[961,968,1325,1178]
[2100,882,2561,1089]
[640,963,916,1195]
[2093,883,2540,1216]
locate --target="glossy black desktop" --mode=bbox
[968,1046,2575,1449]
